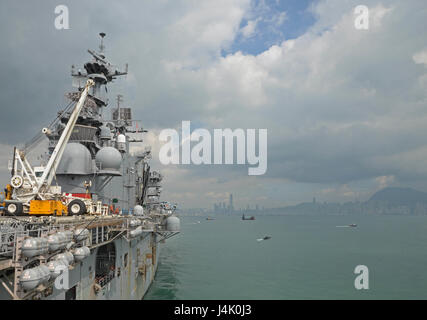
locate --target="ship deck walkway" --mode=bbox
[0,214,159,262]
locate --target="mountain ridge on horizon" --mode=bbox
[368,186,427,206]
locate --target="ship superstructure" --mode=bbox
[0,34,180,300]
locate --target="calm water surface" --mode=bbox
[145,214,427,299]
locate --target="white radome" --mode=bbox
[95,146,122,170]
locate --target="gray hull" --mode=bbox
[50,233,161,300]
[0,231,162,300]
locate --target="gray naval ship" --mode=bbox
[0,33,180,300]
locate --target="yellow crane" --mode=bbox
[2,79,94,216]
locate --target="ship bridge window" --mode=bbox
[95,242,116,289]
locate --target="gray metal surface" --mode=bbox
[0,34,180,300]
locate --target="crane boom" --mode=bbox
[35,79,94,199]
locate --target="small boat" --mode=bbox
[336,223,358,228]
[257,236,271,242]
[242,214,255,221]
[206,217,215,221]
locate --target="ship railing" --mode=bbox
[0,229,29,257]
[1,224,55,258]
[90,225,115,246]
[95,271,115,288]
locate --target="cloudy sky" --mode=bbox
[0,0,426,209]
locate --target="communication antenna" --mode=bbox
[116,94,123,109]
[113,94,124,121]
[99,32,106,53]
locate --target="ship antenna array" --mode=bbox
[115,94,123,117]
[23,100,76,154]
[99,32,106,53]
[116,94,123,108]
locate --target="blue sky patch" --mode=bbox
[226,0,317,56]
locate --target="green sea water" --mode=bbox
[144,214,427,300]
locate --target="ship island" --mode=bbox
[0,33,180,300]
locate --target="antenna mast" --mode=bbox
[99,32,106,53]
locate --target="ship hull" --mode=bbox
[0,231,161,300]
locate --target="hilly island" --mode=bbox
[255,187,427,216]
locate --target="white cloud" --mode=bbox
[375,175,395,190]
[150,0,427,205]
[269,11,287,27]
[167,0,251,65]
[240,18,261,38]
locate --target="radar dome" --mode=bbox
[57,143,93,175]
[96,147,122,170]
[134,205,144,216]
[117,134,126,143]
[165,216,180,232]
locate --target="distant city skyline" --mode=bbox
[181,187,427,217]
[212,193,267,213]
